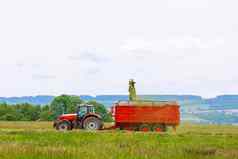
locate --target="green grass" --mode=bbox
[0,122,238,159]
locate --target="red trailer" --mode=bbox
[111,100,180,132]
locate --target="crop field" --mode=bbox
[0,122,238,159]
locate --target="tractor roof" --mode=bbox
[78,104,94,107]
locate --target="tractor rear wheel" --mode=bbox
[56,121,71,131]
[83,117,102,131]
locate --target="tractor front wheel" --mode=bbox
[83,117,102,131]
[56,121,71,131]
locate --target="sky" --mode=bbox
[0,0,237,98]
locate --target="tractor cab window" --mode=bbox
[88,106,95,113]
[77,106,87,117]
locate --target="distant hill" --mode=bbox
[205,95,238,109]
[0,94,238,124]
[0,96,55,105]
[0,95,237,107]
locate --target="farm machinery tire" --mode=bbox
[139,124,150,132]
[56,121,72,131]
[151,124,167,132]
[83,117,102,131]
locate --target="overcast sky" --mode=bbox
[0,0,237,97]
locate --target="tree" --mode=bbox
[50,95,83,119]
[39,105,54,121]
[0,113,17,121]
[0,103,11,117]
[0,95,112,122]
[40,111,53,121]
[15,103,41,121]
[87,100,113,122]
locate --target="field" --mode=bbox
[0,122,238,159]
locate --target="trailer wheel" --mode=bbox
[139,124,150,132]
[172,125,177,132]
[56,121,71,131]
[152,124,167,132]
[83,117,102,131]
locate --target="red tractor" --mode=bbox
[53,104,103,131]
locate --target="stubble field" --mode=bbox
[0,121,238,159]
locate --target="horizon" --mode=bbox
[1,94,238,99]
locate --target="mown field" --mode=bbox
[0,122,238,159]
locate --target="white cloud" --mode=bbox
[167,0,209,9]
[0,0,237,97]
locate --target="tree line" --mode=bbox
[0,95,112,122]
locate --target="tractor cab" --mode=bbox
[76,104,95,118]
